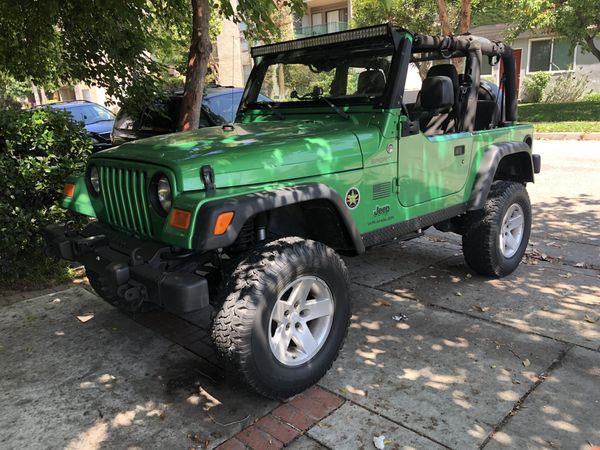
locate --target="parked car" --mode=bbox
[112,87,270,145]
[45,101,115,151]
[46,24,540,399]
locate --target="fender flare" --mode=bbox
[467,141,534,210]
[193,183,366,254]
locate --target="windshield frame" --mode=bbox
[239,27,412,116]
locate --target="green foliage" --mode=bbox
[521,72,551,103]
[352,0,441,34]
[0,0,193,104]
[219,0,305,42]
[471,0,514,27]
[0,70,31,108]
[544,72,590,103]
[583,92,600,102]
[0,108,92,287]
[508,0,600,62]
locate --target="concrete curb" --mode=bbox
[536,131,600,140]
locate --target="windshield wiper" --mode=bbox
[318,97,349,120]
[86,118,113,125]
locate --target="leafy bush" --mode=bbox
[583,92,600,102]
[0,108,92,288]
[520,72,550,103]
[544,71,590,103]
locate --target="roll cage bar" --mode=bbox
[241,24,518,125]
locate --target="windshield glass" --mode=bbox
[247,45,394,107]
[56,104,114,125]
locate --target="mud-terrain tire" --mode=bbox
[462,181,531,277]
[87,270,156,312]
[211,237,351,398]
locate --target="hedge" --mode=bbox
[0,107,92,289]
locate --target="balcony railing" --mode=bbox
[294,21,348,39]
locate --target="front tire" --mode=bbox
[211,237,351,398]
[462,181,531,277]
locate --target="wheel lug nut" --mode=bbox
[295,322,301,329]
[286,323,290,330]
[294,302,299,308]
[284,310,289,317]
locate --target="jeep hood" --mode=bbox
[94,120,366,190]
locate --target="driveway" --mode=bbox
[1,140,598,450]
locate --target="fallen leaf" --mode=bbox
[375,299,391,307]
[575,262,586,268]
[490,364,496,369]
[466,273,473,279]
[512,379,521,384]
[558,272,572,279]
[584,315,598,324]
[546,241,562,248]
[392,314,408,322]
[77,314,94,323]
[522,358,531,367]
[455,292,462,297]
[474,305,490,312]
[338,387,349,394]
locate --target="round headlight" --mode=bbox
[156,175,172,213]
[89,165,100,194]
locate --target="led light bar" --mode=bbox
[251,24,391,57]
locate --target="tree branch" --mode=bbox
[584,33,600,63]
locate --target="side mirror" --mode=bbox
[420,76,454,112]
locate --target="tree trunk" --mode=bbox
[584,34,600,63]
[436,0,452,35]
[277,64,285,99]
[31,82,40,106]
[458,0,471,34]
[178,0,212,132]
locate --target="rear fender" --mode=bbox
[468,141,534,210]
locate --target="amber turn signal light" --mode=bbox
[169,208,192,230]
[214,211,234,236]
[64,183,75,198]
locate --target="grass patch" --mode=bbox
[519,101,600,132]
[530,121,600,133]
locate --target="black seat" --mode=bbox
[355,69,386,97]
[416,64,460,135]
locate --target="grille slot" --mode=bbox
[99,165,154,237]
[373,182,392,200]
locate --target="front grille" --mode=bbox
[98,165,154,237]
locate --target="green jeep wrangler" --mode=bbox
[45,24,541,398]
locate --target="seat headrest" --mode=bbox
[356,70,386,97]
[420,76,454,112]
[427,64,459,86]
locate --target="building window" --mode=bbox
[528,38,575,72]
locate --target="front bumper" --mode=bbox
[44,222,210,314]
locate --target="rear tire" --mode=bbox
[462,181,531,277]
[211,237,351,398]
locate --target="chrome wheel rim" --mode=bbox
[268,276,334,367]
[499,203,525,258]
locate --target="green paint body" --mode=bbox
[63,105,533,250]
